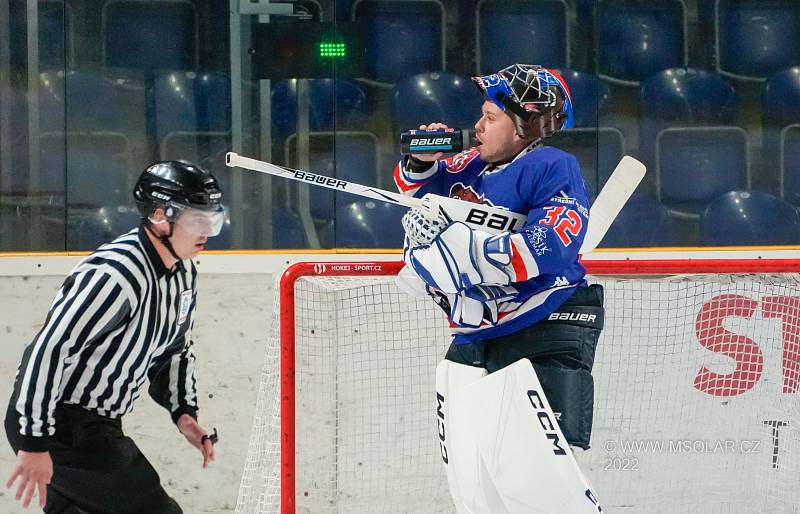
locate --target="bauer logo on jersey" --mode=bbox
[178,290,192,325]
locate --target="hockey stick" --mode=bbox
[226,152,528,233]
[225,152,645,252]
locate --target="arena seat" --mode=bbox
[549,127,625,201]
[284,131,379,220]
[600,195,674,247]
[596,0,687,85]
[476,0,569,74]
[335,200,406,248]
[715,0,800,80]
[701,190,800,245]
[764,67,800,192]
[392,72,477,132]
[640,68,738,164]
[271,79,369,144]
[38,69,145,206]
[102,0,198,69]
[352,0,445,84]
[781,125,800,206]
[154,71,231,187]
[552,69,612,128]
[656,126,749,218]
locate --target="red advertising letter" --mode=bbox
[694,294,763,396]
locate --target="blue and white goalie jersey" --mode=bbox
[394,142,591,344]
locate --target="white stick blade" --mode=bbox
[580,156,646,254]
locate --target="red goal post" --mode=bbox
[240,256,800,514]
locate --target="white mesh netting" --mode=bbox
[236,270,800,514]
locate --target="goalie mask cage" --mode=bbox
[237,258,800,514]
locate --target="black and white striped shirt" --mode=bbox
[11,225,199,451]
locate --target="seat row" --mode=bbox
[40,0,800,85]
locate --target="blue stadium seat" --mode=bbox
[271,79,369,144]
[271,207,308,249]
[549,127,625,200]
[352,0,444,84]
[596,0,687,85]
[38,69,145,204]
[781,125,800,206]
[39,69,146,133]
[40,1,73,68]
[155,71,231,187]
[716,0,800,80]
[656,126,749,217]
[392,72,477,131]
[67,205,140,250]
[762,67,800,191]
[335,200,406,248]
[600,195,674,247]
[764,67,800,134]
[102,0,198,69]
[552,69,611,128]
[155,72,230,136]
[285,131,379,220]
[476,0,568,74]
[701,191,800,245]
[640,68,738,164]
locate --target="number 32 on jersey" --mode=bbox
[539,206,584,246]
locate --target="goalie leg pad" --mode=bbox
[450,358,602,513]
[436,360,489,513]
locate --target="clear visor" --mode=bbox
[173,206,226,237]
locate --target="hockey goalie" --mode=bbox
[395,64,604,513]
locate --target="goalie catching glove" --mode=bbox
[402,210,516,294]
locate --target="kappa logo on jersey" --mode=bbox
[178,290,192,325]
[450,183,491,206]
[444,148,480,173]
[553,276,570,287]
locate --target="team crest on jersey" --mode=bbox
[450,183,493,206]
[444,148,480,173]
[178,290,192,325]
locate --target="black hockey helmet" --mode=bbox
[134,160,223,216]
[134,160,225,238]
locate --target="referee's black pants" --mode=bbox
[5,399,182,514]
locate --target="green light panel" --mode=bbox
[319,42,347,58]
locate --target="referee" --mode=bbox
[4,161,225,512]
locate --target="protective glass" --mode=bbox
[173,206,226,237]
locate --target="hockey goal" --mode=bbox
[237,256,800,514]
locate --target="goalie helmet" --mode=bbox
[472,64,575,139]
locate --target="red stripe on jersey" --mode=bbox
[393,162,422,193]
[510,240,528,282]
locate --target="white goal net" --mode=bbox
[236,259,800,514]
